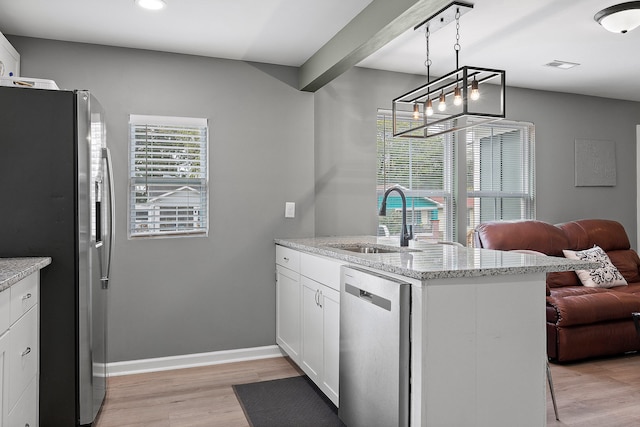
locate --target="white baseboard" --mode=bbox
[106,345,286,377]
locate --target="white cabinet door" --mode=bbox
[7,376,36,427]
[8,306,37,411]
[275,265,301,363]
[321,286,340,406]
[301,276,340,406]
[0,330,8,427]
[301,277,323,384]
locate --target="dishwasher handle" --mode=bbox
[344,282,392,311]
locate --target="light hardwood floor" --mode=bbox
[95,353,640,426]
[94,356,304,427]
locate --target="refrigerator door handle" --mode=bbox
[101,147,115,289]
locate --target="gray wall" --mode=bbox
[10,36,640,363]
[10,36,315,362]
[315,67,640,248]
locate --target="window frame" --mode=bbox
[128,114,209,239]
[377,111,535,245]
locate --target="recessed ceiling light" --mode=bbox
[135,0,167,11]
[545,60,580,70]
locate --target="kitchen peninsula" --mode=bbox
[275,237,597,427]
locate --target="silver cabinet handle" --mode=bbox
[318,290,323,308]
[283,257,289,262]
[21,347,31,357]
[22,293,32,301]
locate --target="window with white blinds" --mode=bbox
[377,112,534,245]
[466,121,535,235]
[129,115,208,238]
[377,113,455,243]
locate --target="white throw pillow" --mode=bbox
[563,245,627,288]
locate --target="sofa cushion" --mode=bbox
[608,249,640,283]
[546,287,609,323]
[606,282,640,296]
[563,246,627,288]
[556,219,631,252]
[547,271,581,288]
[474,220,569,256]
[548,291,640,327]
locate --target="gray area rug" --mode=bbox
[233,375,346,427]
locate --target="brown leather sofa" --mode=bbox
[474,219,640,362]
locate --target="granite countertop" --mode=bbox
[275,236,599,281]
[0,257,52,292]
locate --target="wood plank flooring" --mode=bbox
[94,356,304,427]
[95,353,640,426]
[547,353,640,427]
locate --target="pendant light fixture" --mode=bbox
[423,28,434,117]
[391,1,506,139]
[470,77,480,100]
[438,90,447,111]
[595,1,640,33]
[452,10,463,107]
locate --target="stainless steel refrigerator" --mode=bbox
[0,86,114,426]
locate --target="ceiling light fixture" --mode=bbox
[135,0,167,11]
[392,1,505,139]
[595,1,640,33]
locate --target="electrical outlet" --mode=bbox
[285,202,295,218]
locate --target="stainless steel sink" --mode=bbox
[324,243,417,254]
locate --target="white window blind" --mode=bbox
[377,112,455,243]
[466,121,535,234]
[129,115,208,238]
[378,113,535,245]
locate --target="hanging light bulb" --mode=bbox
[413,103,420,119]
[425,98,434,116]
[453,86,462,106]
[470,77,480,101]
[438,90,446,112]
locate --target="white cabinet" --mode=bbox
[0,31,20,78]
[0,272,40,427]
[275,245,343,407]
[276,265,301,363]
[275,246,301,364]
[300,276,340,406]
[0,330,9,427]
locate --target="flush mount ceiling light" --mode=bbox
[135,0,167,11]
[595,1,640,33]
[392,1,505,139]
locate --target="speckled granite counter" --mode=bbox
[0,257,52,292]
[275,236,598,281]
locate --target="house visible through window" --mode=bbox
[377,112,534,245]
[129,115,208,238]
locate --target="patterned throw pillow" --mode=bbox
[563,245,627,288]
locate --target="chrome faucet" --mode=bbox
[378,186,413,247]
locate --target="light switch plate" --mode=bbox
[285,202,295,218]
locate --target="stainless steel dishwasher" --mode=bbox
[339,265,411,427]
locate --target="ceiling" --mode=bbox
[0,0,638,101]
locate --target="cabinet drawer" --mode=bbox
[8,375,37,427]
[0,287,9,334]
[300,253,344,292]
[276,245,300,272]
[10,273,38,325]
[9,306,38,411]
